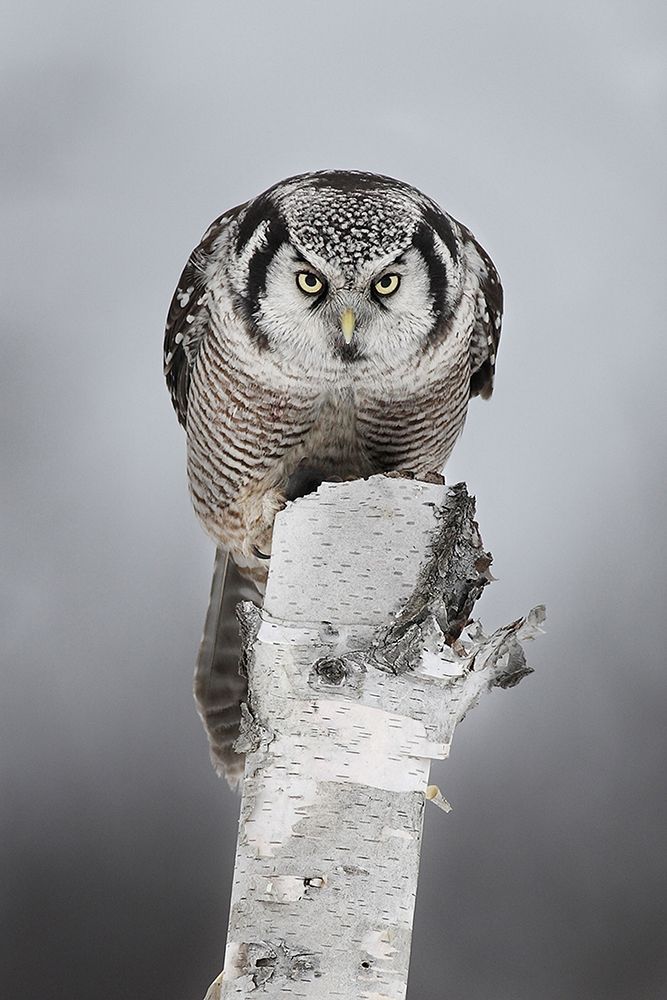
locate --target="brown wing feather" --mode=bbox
[459,225,503,400]
[163,207,243,426]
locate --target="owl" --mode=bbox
[164,170,502,784]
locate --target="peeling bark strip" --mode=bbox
[209,476,544,1000]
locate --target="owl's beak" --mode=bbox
[339,308,356,344]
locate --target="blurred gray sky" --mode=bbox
[2,2,666,998]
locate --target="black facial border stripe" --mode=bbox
[244,216,289,309]
[412,222,447,319]
[421,205,459,263]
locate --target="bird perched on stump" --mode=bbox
[164,170,503,785]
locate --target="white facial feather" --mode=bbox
[251,244,459,381]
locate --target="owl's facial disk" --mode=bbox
[251,242,441,369]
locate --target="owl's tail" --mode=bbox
[194,547,262,789]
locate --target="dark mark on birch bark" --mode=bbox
[371,482,492,674]
[239,940,321,986]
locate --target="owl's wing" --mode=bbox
[163,206,243,426]
[460,226,504,400]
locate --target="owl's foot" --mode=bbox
[238,485,287,564]
[385,469,445,485]
[420,470,446,485]
[385,469,415,480]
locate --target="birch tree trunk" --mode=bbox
[205,475,544,1000]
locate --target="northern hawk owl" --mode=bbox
[164,170,502,784]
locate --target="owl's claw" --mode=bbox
[385,469,445,485]
[420,471,446,485]
[385,469,416,480]
[252,545,271,560]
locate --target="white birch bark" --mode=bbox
[206,475,544,1000]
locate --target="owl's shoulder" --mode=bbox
[163,206,244,426]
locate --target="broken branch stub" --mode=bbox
[213,475,543,1000]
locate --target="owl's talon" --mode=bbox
[385,470,416,480]
[252,545,271,560]
[420,471,446,485]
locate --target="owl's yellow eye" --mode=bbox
[373,273,401,296]
[296,272,325,295]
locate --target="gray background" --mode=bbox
[2,2,666,998]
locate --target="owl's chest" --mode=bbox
[296,374,452,479]
[297,390,369,476]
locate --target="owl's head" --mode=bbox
[165,171,502,428]
[201,170,501,392]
